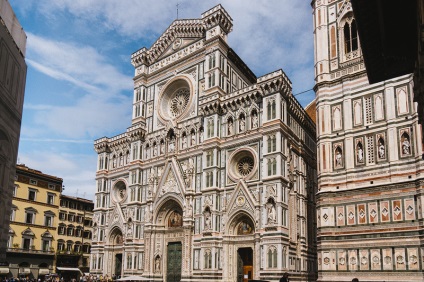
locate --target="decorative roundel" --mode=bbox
[227,147,258,181]
[157,77,193,122]
[237,156,254,176]
[112,180,127,203]
[169,88,190,117]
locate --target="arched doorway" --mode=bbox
[155,199,184,282]
[109,228,124,278]
[227,213,255,282]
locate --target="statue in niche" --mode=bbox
[112,157,117,168]
[239,116,246,132]
[378,139,385,159]
[153,144,157,157]
[199,130,204,143]
[356,143,364,163]
[168,138,175,153]
[145,147,150,159]
[191,132,196,146]
[126,153,130,164]
[127,222,133,238]
[155,256,161,272]
[402,134,411,155]
[237,221,253,235]
[267,203,276,225]
[182,135,187,149]
[204,209,212,230]
[252,112,258,128]
[92,228,98,240]
[335,147,343,167]
[228,120,233,135]
[119,154,124,166]
[160,142,165,154]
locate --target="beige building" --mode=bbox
[0,0,27,264]
[6,165,62,279]
[91,4,317,282]
[57,195,94,279]
[312,0,424,281]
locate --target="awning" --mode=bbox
[39,269,50,275]
[19,268,30,274]
[56,267,82,272]
[0,267,9,274]
[117,276,150,281]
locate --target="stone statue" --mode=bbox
[252,113,258,128]
[267,204,276,225]
[153,144,157,157]
[204,211,212,230]
[402,137,410,155]
[182,135,187,149]
[228,120,233,135]
[335,150,342,166]
[199,130,204,143]
[155,256,161,272]
[191,132,196,146]
[378,142,385,159]
[239,116,246,132]
[356,146,363,163]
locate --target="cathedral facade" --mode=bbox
[91,5,317,282]
[313,0,424,281]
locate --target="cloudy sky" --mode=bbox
[11,0,315,200]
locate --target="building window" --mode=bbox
[57,241,64,251]
[47,193,55,205]
[330,26,337,58]
[344,19,358,54]
[12,185,17,197]
[206,172,213,188]
[28,189,37,201]
[268,135,277,153]
[267,99,276,120]
[268,247,277,268]
[59,212,66,220]
[206,151,213,167]
[267,158,277,176]
[58,226,65,235]
[66,241,73,252]
[42,240,50,252]
[22,238,31,250]
[44,215,53,227]
[67,227,74,236]
[68,214,75,222]
[10,208,16,221]
[209,53,216,69]
[25,211,35,224]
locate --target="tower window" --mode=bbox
[344,19,358,54]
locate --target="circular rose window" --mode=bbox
[228,147,258,181]
[157,77,193,122]
[169,88,190,117]
[237,156,254,176]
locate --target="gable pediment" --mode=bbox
[132,20,205,67]
[155,158,186,201]
[227,180,256,218]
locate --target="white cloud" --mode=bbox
[18,150,97,200]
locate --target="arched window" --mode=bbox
[344,19,358,54]
[267,247,277,268]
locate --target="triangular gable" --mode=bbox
[227,180,256,219]
[157,37,202,61]
[337,0,353,20]
[108,203,126,232]
[132,20,205,66]
[154,158,186,201]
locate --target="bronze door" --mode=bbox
[167,242,182,282]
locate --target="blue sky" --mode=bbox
[11,0,315,200]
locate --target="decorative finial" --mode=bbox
[176,3,179,19]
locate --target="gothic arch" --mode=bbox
[108,226,124,246]
[226,211,255,236]
[154,197,184,226]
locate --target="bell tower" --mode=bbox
[313,0,424,281]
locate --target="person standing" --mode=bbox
[279,272,289,282]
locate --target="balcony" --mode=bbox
[7,247,54,255]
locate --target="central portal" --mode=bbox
[237,247,253,282]
[166,242,182,282]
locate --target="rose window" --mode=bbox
[228,148,257,180]
[169,88,190,117]
[237,157,254,176]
